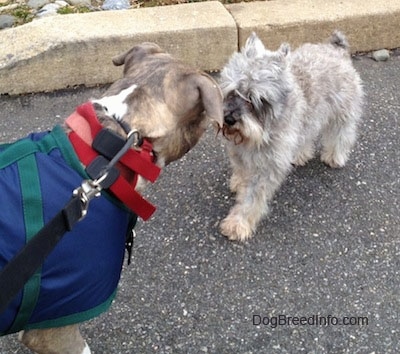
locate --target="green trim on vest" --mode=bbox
[48,125,88,179]
[8,154,44,333]
[24,289,117,330]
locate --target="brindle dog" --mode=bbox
[10,42,223,354]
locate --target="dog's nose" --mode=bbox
[223,95,241,126]
[224,114,237,126]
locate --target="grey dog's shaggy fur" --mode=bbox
[219,31,364,241]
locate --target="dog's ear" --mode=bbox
[112,43,164,74]
[243,32,266,58]
[180,72,224,127]
[186,73,224,127]
[278,43,290,57]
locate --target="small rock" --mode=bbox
[67,0,91,7]
[0,14,15,29]
[372,49,390,62]
[102,0,130,10]
[27,0,50,10]
[36,3,61,17]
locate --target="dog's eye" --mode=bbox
[243,96,255,111]
[246,99,254,110]
[226,92,237,101]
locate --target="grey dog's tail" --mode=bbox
[329,30,350,51]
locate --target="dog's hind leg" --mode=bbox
[20,325,90,354]
[293,140,315,166]
[293,122,322,167]
[320,116,358,168]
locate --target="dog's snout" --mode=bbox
[223,103,240,125]
[223,97,241,126]
[224,114,237,126]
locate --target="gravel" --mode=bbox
[0,0,131,26]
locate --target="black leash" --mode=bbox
[0,129,140,314]
[0,196,84,314]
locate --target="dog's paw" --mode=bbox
[293,146,314,166]
[82,342,92,354]
[220,215,253,241]
[292,156,309,167]
[292,154,312,167]
[321,151,347,168]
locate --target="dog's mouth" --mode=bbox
[218,124,245,145]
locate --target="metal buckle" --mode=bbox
[127,129,142,147]
[72,128,142,221]
[72,173,108,220]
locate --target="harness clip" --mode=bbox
[73,176,106,220]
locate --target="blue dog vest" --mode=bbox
[0,125,135,335]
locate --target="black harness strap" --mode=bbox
[0,196,83,314]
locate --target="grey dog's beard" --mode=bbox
[218,124,245,145]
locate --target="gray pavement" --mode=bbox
[0,54,399,353]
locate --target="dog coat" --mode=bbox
[0,125,136,335]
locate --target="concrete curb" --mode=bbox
[227,0,400,52]
[0,0,399,95]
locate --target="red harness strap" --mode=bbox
[66,102,161,221]
[68,102,160,183]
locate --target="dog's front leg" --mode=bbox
[220,162,289,241]
[20,325,90,354]
[220,174,269,241]
[228,161,247,195]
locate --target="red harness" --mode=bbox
[65,102,161,220]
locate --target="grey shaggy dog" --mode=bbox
[218,31,364,241]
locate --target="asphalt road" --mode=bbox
[0,55,399,353]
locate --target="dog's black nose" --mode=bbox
[224,114,237,126]
[224,94,243,126]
